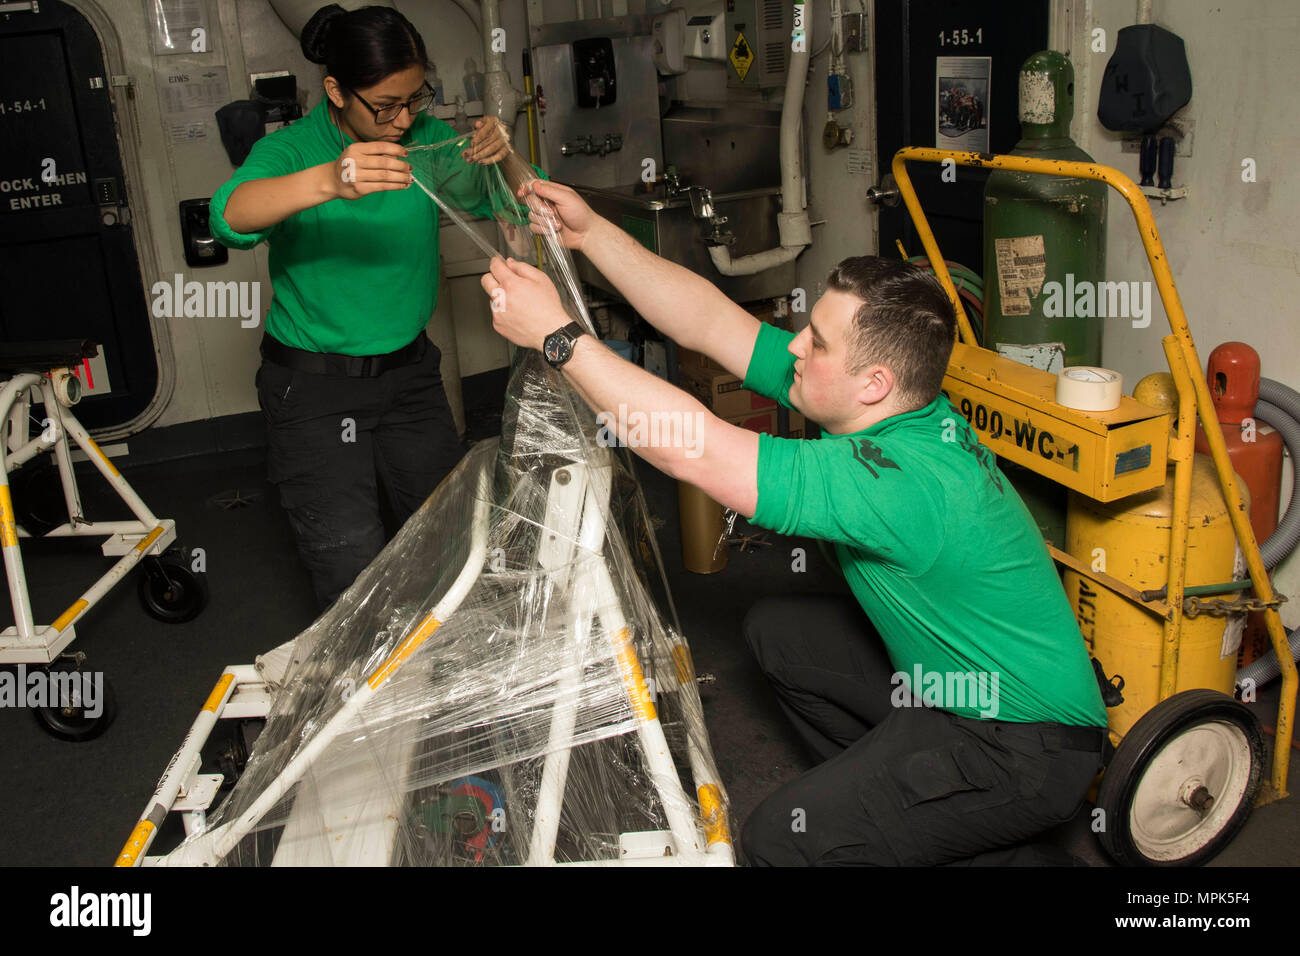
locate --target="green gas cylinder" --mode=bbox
[983,51,1107,369]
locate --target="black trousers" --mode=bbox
[256,335,464,611]
[741,594,1105,866]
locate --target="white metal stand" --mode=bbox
[119,446,733,866]
[1,370,174,665]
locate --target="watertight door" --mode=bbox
[0,0,158,430]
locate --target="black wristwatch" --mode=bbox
[542,321,587,369]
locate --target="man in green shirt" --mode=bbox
[481,179,1109,866]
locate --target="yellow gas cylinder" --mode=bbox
[1063,453,1246,738]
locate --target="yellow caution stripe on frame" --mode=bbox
[133,526,166,553]
[367,614,442,690]
[613,627,657,723]
[52,599,89,633]
[698,783,731,846]
[202,673,235,713]
[84,435,121,478]
[115,820,155,867]
[0,485,18,548]
[672,643,694,686]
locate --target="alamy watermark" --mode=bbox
[0,664,104,718]
[1040,273,1152,329]
[595,404,705,459]
[50,886,150,936]
[891,664,1001,718]
[151,274,261,327]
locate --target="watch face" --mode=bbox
[544,333,572,366]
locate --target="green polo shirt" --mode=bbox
[744,323,1106,727]
[210,99,515,356]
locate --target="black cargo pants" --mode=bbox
[257,334,464,611]
[741,594,1106,866]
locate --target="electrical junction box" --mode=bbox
[725,0,792,89]
[941,342,1169,502]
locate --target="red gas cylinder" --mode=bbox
[1194,342,1284,666]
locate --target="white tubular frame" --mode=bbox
[126,466,494,867]
[0,371,174,664]
[121,448,734,866]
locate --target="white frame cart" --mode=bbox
[1,342,203,740]
[117,449,734,867]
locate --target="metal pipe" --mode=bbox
[1161,335,1196,702]
[709,0,812,275]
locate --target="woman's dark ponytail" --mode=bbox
[300,4,429,89]
[300,3,346,65]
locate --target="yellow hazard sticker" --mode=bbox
[730,32,755,81]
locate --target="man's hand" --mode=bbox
[332,142,412,199]
[462,117,511,165]
[481,256,570,350]
[518,179,596,252]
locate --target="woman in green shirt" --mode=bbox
[211,4,511,610]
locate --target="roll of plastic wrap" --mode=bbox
[1057,366,1123,411]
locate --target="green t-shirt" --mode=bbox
[745,323,1106,727]
[210,99,505,356]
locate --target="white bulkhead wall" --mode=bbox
[85,0,530,430]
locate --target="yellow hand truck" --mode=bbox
[892,147,1294,866]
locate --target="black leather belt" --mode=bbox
[992,719,1112,763]
[1047,724,1110,753]
[260,332,427,377]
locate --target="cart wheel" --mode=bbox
[32,661,117,742]
[139,552,209,623]
[10,456,64,536]
[1097,689,1265,866]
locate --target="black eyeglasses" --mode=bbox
[344,82,435,124]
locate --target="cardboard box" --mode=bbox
[678,362,777,418]
[723,407,806,439]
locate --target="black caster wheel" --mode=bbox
[10,456,64,536]
[1096,689,1266,866]
[139,550,209,623]
[32,658,117,742]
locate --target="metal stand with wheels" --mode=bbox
[1,340,208,741]
[117,443,733,867]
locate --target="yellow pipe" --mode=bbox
[52,599,89,633]
[698,783,730,847]
[890,146,1293,800]
[888,156,977,346]
[1160,336,1196,702]
[0,485,17,549]
[115,820,155,867]
[366,613,441,690]
[522,64,545,268]
[202,673,235,714]
[611,626,657,723]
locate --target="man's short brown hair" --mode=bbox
[826,256,957,412]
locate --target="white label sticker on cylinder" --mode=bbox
[1019,71,1055,124]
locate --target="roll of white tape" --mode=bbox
[1057,366,1123,411]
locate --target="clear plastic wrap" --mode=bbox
[164,146,732,866]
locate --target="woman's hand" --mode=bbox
[518,179,595,252]
[481,256,569,351]
[331,141,413,199]
[462,117,511,165]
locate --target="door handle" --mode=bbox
[866,173,900,208]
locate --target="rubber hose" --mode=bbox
[1235,626,1298,692]
[1229,377,1300,690]
[1256,381,1300,568]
